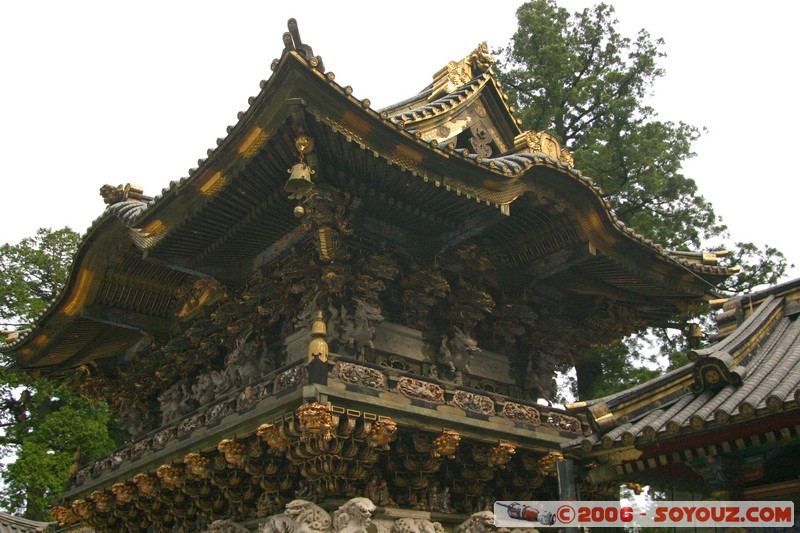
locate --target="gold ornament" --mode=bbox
[432,429,461,459]
[257,422,291,451]
[132,473,158,496]
[156,464,183,488]
[71,499,93,519]
[297,402,334,441]
[89,490,112,513]
[537,451,564,476]
[367,418,398,449]
[111,482,136,504]
[183,452,211,478]
[307,311,329,362]
[488,442,517,467]
[50,505,77,526]
[218,439,247,466]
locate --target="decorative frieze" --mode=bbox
[129,439,148,459]
[274,365,308,393]
[545,412,582,433]
[396,377,445,403]
[452,390,495,415]
[152,427,174,449]
[501,401,542,425]
[237,382,268,410]
[332,361,388,390]
[176,413,202,437]
[205,399,234,425]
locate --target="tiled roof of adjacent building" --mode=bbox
[564,277,800,454]
[0,511,53,533]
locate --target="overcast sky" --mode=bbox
[2,1,798,282]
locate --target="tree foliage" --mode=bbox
[0,228,117,520]
[0,227,80,327]
[498,0,790,400]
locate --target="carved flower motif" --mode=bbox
[274,365,308,393]
[397,377,445,403]
[501,402,541,424]
[452,390,495,415]
[333,361,387,390]
[545,413,582,433]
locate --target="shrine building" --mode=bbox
[5,19,789,532]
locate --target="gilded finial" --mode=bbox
[429,42,494,102]
[308,310,329,362]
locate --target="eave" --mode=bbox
[3,31,735,371]
[563,283,800,484]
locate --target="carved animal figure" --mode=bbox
[202,519,251,532]
[344,298,383,357]
[192,370,224,406]
[332,497,376,533]
[118,404,148,436]
[216,340,266,395]
[457,511,496,533]
[260,513,296,533]
[158,382,192,424]
[283,499,332,533]
[440,327,478,374]
[391,518,444,533]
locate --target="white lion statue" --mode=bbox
[284,499,332,533]
[457,511,496,533]
[333,497,376,533]
[203,519,251,533]
[391,518,444,533]
[260,513,296,533]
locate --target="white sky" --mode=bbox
[2,1,798,281]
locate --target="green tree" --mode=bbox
[1,227,80,327]
[0,228,117,519]
[498,1,789,399]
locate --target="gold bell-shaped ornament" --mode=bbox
[308,311,329,362]
[284,162,315,197]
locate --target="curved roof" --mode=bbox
[564,278,800,456]
[0,511,53,533]
[3,20,735,371]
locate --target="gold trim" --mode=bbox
[62,268,94,317]
[32,334,49,347]
[198,171,227,196]
[514,131,574,169]
[140,219,165,235]
[237,126,271,158]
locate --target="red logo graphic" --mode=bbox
[557,504,576,524]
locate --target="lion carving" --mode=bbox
[260,513,296,533]
[457,511,496,533]
[332,497,376,533]
[391,518,444,533]
[202,519,251,533]
[284,499,332,533]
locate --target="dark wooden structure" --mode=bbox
[2,20,737,531]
